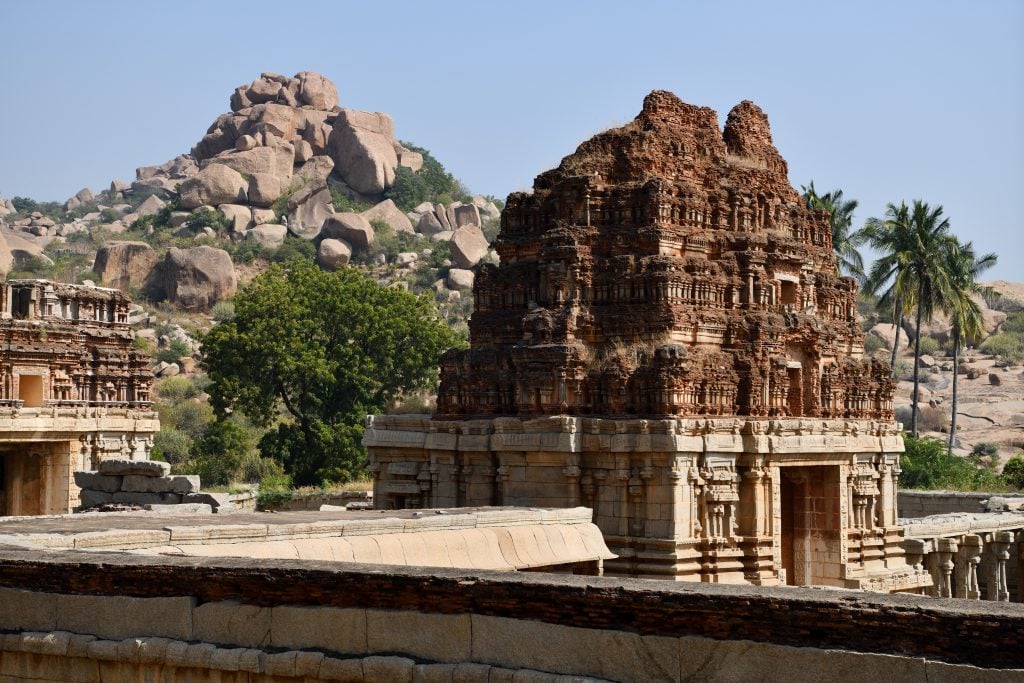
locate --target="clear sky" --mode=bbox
[1,0,1021,279]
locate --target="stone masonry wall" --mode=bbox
[0,548,1022,680]
[898,490,1024,518]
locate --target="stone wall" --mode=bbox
[898,490,1024,518]
[0,549,1021,681]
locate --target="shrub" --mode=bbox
[211,301,236,322]
[329,187,371,214]
[225,239,264,265]
[384,143,471,212]
[268,236,316,263]
[899,436,1006,491]
[132,336,155,354]
[185,207,230,233]
[156,376,201,401]
[980,332,1024,363]
[917,336,940,357]
[152,426,192,465]
[863,335,886,355]
[1002,455,1024,490]
[156,338,191,363]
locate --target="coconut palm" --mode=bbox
[801,181,865,281]
[861,200,957,436]
[942,241,997,454]
[861,202,913,376]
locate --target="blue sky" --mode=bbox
[2,0,1022,280]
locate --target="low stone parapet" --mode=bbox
[74,460,229,512]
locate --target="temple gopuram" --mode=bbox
[365,91,931,592]
[0,280,158,516]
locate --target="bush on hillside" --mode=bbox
[384,143,471,212]
[917,336,940,356]
[899,436,1006,491]
[1002,455,1024,490]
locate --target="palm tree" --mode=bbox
[861,202,913,376]
[942,241,997,454]
[861,200,957,436]
[801,181,865,281]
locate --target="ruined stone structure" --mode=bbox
[366,91,930,592]
[0,280,158,515]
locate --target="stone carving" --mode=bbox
[0,280,159,516]
[436,90,890,422]
[366,92,926,592]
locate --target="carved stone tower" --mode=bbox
[366,91,930,592]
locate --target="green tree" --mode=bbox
[940,240,997,454]
[201,259,461,485]
[801,181,865,281]
[861,200,957,436]
[899,436,1003,491]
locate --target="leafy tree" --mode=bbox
[900,436,1003,491]
[940,240,997,454]
[801,181,865,281]
[861,200,957,436]
[1002,456,1024,490]
[202,259,462,485]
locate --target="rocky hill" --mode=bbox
[0,70,502,379]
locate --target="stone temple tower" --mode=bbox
[365,91,930,592]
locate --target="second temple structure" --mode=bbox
[365,91,931,592]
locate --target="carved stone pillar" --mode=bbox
[985,531,1013,602]
[927,538,958,598]
[955,534,983,600]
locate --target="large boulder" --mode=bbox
[447,268,475,292]
[361,199,413,234]
[868,323,900,351]
[450,225,490,268]
[218,204,252,233]
[178,165,247,209]
[136,194,166,217]
[161,246,237,311]
[321,213,375,250]
[0,232,12,276]
[327,109,399,195]
[453,204,481,229]
[286,186,334,239]
[207,141,294,183]
[93,241,159,291]
[417,211,444,236]
[247,173,283,207]
[295,71,339,111]
[246,224,287,249]
[318,239,352,271]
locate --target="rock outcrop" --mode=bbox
[161,246,237,311]
[93,241,159,292]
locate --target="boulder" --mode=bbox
[294,139,314,164]
[136,194,166,217]
[990,373,1002,386]
[413,201,436,215]
[318,239,352,271]
[219,204,252,233]
[245,76,283,105]
[93,241,159,291]
[178,165,247,209]
[110,179,128,194]
[417,211,444,236]
[157,362,180,377]
[447,268,475,291]
[397,148,423,172]
[295,71,339,110]
[918,354,936,369]
[246,224,287,249]
[235,134,258,151]
[327,109,399,195]
[435,203,452,230]
[207,142,294,183]
[396,252,418,267]
[251,208,276,225]
[361,199,413,234]
[0,232,14,276]
[295,156,335,185]
[430,230,454,243]
[450,225,490,268]
[287,186,334,239]
[453,204,481,229]
[247,172,282,207]
[321,213,375,250]
[162,246,237,311]
[868,323,899,350]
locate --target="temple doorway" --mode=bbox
[779,466,843,587]
[0,445,70,516]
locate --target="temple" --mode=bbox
[0,279,158,516]
[365,91,930,591]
